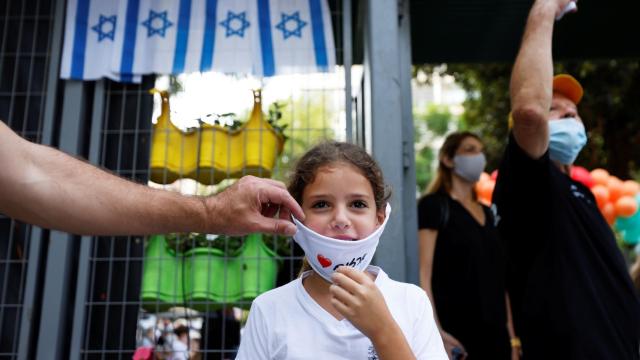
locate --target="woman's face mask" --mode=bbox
[548,117,587,165]
[292,204,391,283]
[453,153,487,183]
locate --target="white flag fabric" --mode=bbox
[60,0,335,82]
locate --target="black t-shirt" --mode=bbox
[418,192,509,359]
[493,134,640,359]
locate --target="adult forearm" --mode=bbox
[510,0,558,158]
[511,0,556,114]
[4,142,207,235]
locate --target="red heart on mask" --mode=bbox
[317,254,332,268]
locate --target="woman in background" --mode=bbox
[417,132,519,360]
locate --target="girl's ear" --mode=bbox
[376,207,386,225]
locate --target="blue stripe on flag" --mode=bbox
[200,0,218,72]
[173,0,192,73]
[308,0,328,71]
[257,0,275,77]
[120,0,140,82]
[70,0,90,79]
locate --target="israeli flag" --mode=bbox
[261,0,335,76]
[60,0,140,82]
[61,0,335,82]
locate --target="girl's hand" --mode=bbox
[440,330,467,360]
[329,266,394,340]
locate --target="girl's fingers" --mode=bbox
[329,283,358,306]
[332,269,368,296]
[335,266,370,284]
[330,297,354,318]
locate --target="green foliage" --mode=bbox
[267,101,289,139]
[413,104,456,192]
[419,104,453,136]
[414,146,435,193]
[270,92,338,183]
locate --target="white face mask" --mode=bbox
[292,203,391,283]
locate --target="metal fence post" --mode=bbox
[69,80,105,360]
[364,0,415,282]
[17,0,66,357]
[35,81,88,360]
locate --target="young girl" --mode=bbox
[236,142,446,359]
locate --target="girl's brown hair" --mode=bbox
[289,141,391,275]
[426,131,482,195]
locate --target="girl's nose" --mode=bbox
[331,207,351,230]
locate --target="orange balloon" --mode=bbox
[475,181,484,197]
[615,196,639,217]
[477,180,495,203]
[607,177,624,203]
[479,172,491,184]
[590,168,610,186]
[591,185,610,209]
[621,180,640,197]
[601,202,616,225]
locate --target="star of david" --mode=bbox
[275,11,307,40]
[141,10,173,38]
[219,11,250,38]
[91,14,117,42]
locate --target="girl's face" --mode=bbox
[301,163,384,241]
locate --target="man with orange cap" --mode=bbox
[492,0,640,358]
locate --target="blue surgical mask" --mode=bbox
[548,118,587,165]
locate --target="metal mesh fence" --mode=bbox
[0,0,55,358]
[0,0,351,358]
[74,2,350,360]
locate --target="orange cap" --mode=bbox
[553,74,583,104]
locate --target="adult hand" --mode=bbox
[440,330,467,360]
[546,0,577,18]
[329,266,394,340]
[204,176,304,236]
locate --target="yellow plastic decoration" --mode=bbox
[150,89,285,185]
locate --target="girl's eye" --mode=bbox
[311,201,329,209]
[351,200,368,209]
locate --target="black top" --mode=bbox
[418,192,510,359]
[493,134,640,359]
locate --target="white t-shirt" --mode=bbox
[168,338,188,360]
[236,266,447,359]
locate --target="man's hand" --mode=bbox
[204,176,304,236]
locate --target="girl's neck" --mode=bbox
[449,175,475,202]
[302,271,343,320]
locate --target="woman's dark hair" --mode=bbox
[288,141,390,211]
[288,141,391,275]
[427,131,482,195]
